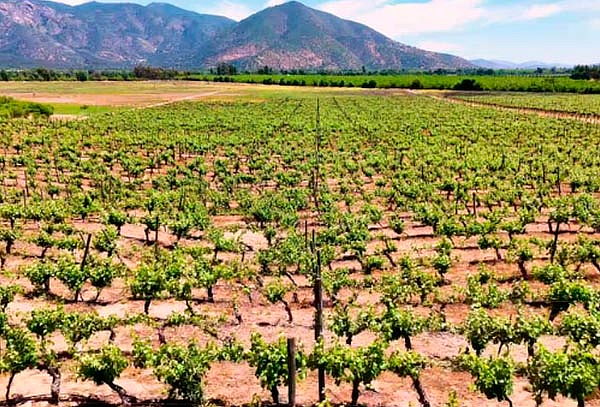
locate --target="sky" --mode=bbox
[54,0,600,65]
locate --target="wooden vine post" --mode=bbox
[314,249,325,402]
[312,98,326,402]
[287,337,297,407]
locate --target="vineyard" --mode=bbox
[1,89,600,407]
[452,93,600,116]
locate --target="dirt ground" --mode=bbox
[0,81,375,108]
[1,208,598,407]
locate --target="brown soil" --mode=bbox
[4,91,222,108]
[1,208,597,406]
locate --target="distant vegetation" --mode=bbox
[571,65,600,80]
[0,96,53,119]
[1,66,600,93]
[205,73,600,93]
[0,68,136,82]
[132,65,178,80]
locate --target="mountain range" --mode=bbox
[0,0,474,71]
[470,59,572,70]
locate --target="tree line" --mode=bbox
[571,65,600,80]
[0,64,598,93]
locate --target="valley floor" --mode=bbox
[0,82,599,407]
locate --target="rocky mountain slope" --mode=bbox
[0,0,235,68]
[0,0,474,70]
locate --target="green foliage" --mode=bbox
[88,257,123,299]
[0,327,39,378]
[464,274,508,309]
[263,279,291,303]
[26,306,65,341]
[77,345,132,404]
[94,226,120,256]
[432,253,452,278]
[322,267,356,303]
[461,308,499,356]
[387,350,428,379]
[311,340,387,406]
[330,301,375,344]
[55,256,88,301]
[0,285,20,311]
[377,306,438,349]
[192,258,231,302]
[558,309,600,347]
[24,261,55,293]
[0,96,53,119]
[4,77,600,407]
[533,264,574,284]
[77,345,128,386]
[512,312,552,357]
[459,354,515,404]
[528,346,600,407]
[246,333,306,404]
[547,280,597,320]
[104,209,129,233]
[129,259,168,314]
[133,339,217,404]
[453,79,483,91]
[61,311,116,350]
[389,213,406,235]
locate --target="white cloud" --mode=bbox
[559,0,600,13]
[39,0,600,33]
[520,4,562,20]
[200,0,289,20]
[318,0,486,37]
[265,0,286,7]
[317,0,600,38]
[202,1,255,20]
[589,18,600,29]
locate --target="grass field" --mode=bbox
[1,82,600,407]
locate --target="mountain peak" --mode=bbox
[201,0,472,71]
[272,1,310,10]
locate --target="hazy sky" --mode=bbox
[55,0,600,64]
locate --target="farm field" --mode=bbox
[1,84,600,407]
[0,81,375,111]
[452,92,600,116]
